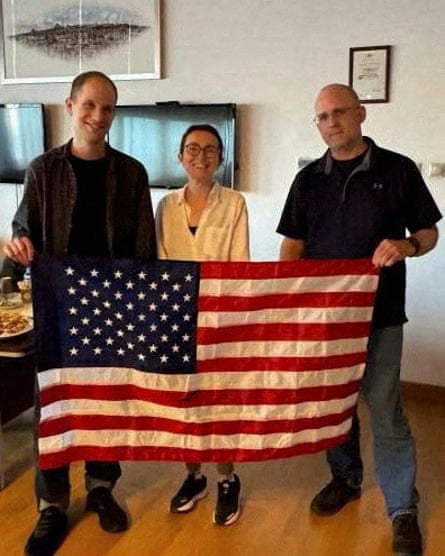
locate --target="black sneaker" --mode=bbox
[310,477,361,516]
[25,506,68,556]
[86,487,128,533]
[170,474,208,513]
[213,474,241,526]
[392,514,422,556]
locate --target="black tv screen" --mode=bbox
[0,103,46,184]
[108,103,237,188]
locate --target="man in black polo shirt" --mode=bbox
[277,83,441,556]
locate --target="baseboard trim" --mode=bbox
[401,381,445,403]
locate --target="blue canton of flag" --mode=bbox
[33,255,200,374]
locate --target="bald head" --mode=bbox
[315,83,360,111]
[313,83,367,160]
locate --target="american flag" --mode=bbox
[31,253,378,469]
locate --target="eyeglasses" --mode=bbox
[184,143,220,158]
[313,106,360,125]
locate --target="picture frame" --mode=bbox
[0,0,161,84]
[349,45,391,103]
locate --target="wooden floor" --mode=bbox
[0,388,444,556]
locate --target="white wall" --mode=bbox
[1,0,444,386]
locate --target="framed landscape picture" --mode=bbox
[0,0,161,83]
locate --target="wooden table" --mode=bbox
[0,303,35,489]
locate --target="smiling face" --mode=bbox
[314,84,367,159]
[65,75,117,158]
[178,129,222,184]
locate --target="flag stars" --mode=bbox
[81,317,90,325]
[126,323,135,331]
[182,333,190,342]
[172,283,181,292]
[160,354,169,363]
[161,272,170,281]
[137,334,146,342]
[160,313,168,322]
[117,330,124,337]
[172,344,180,353]
[150,324,158,332]
[183,293,191,302]
[114,270,123,279]
[137,353,146,361]
[114,291,123,300]
[137,292,146,300]
[69,307,78,315]
[149,303,157,311]
[67,287,76,295]
[91,289,100,297]
[161,292,169,301]
[126,302,134,311]
[105,337,114,345]
[185,274,193,282]
[137,314,146,322]
[69,347,79,356]
[69,327,79,335]
[125,281,135,290]
[81,337,90,345]
[161,334,168,343]
[149,344,157,353]
[183,313,191,322]
[78,278,87,286]
[117,348,125,356]
[80,297,89,306]
[138,271,147,280]
[127,343,134,350]
[65,266,75,276]
[149,281,157,290]
[115,312,123,320]
[103,280,111,288]
[93,308,101,316]
[104,318,113,326]
[93,327,102,336]
[93,347,102,355]
[171,323,179,332]
[182,354,191,362]
[103,301,111,309]
[90,269,99,277]
[171,303,180,312]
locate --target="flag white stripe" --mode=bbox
[200,274,379,295]
[197,338,367,359]
[200,306,374,326]
[38,419,353,455]
[38,365,365,392]
[40,392,359,425]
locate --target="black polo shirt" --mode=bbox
[277,137,442,329]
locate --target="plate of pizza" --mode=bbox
[0,311,33,338]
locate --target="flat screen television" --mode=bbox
[108,103,237,188]
[0,103,47,184]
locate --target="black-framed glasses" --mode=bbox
[313,105,360,125]
[184,143,220,158]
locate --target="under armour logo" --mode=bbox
[373,182,383,190]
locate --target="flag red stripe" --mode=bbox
[40,380,360,407]
[196,352,366,372]
[197,321,371,344]
[198,291,376,311]
[39,406,355,438]
[200,259,378,279]
[38,433,351,468]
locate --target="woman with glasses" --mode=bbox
[155,124,250,526]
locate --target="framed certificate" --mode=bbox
[349,45,391,103]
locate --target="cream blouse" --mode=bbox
[155,182,250,261]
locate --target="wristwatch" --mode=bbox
[406,236,420,257]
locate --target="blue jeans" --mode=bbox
[326,325,419,519]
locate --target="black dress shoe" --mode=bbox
[25,506,68,556]
[86,487,128,533]
[392,513,422,556]
[310,477,361,516]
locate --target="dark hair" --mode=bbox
[179,124,224,162]
[69,71,118,103]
